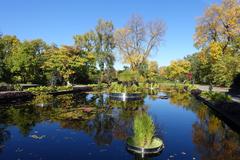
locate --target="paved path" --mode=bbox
[196,85,240,103]
[196,84,229,93]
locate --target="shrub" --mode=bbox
[13,84,23,91]
[201,91,232,104]
[26,86,73,94]
[109,82,141,93]
[118,70,140,82]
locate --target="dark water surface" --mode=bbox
[0,90,239,160]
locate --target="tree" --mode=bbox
[42,45,95,84]
[74,19,116,83]
[95,19,115,72]
[167,60,191,82]
[5,39,47,83]
[212,54,240,86]
[159,66,168,80]
[0,35,20,82]
[74,31,95,53]
[192,0,240,86]
[146,61,159,82]
[194,0,240,53]
[114,15,165,70]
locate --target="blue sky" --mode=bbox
[0,0,220,69]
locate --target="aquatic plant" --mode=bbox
[133,113,155,147]
[109,82,141,93]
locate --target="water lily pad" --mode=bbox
[29,134,46,140]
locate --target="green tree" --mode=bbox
[42,45,95,84]
[95,19,115,73]
[5,39,47,83]
[0,35,20,82]
[74,19,116,83]
[212,54,240,86]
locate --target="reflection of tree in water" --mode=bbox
[57,98,146,146]
[93,113,115,145]
[193,105,240,160]
[169,91,192,108]
[160,88,240,159]
[0,126,10,153]
[111,100,147,141]
[168,91,203,114]
[1,93,148,147]
[0,109,10,153]
[7,106,40,136]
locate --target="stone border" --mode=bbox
[0,91,34,103]
[49,86,93,95]
[192,93,240,131]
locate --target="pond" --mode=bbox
[0,89,239,160]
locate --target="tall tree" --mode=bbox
[0,35,20,82]
[167,60,191,82]
[114,15,165,70]
[193,0,240,86]
[95,19,115,72]
[42,45,95,84]
[74,19,115,83]
[146,61,159,82]
[5,39,47,83]
[194,0,240,54]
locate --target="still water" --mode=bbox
[0,90,239,160]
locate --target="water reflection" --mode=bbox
[160,88,240,159]
[193,107,240,159]
[0,90,239,159]
[0,110,10,153]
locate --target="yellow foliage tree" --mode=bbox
[167,60,191,81]
[209,42,223,62]
[194,0,240,53]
